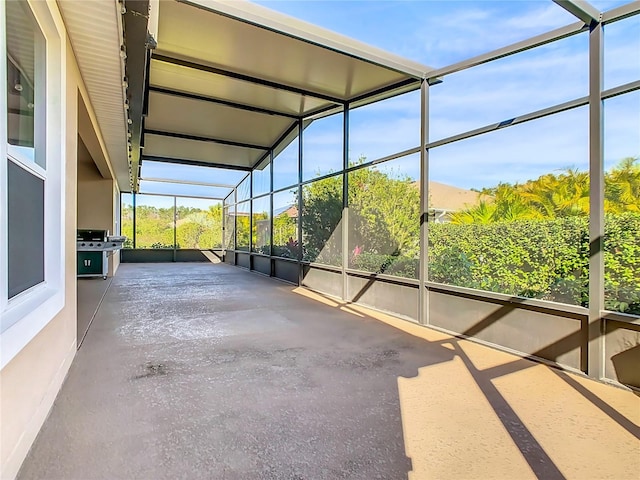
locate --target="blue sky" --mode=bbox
[255,0,639,190]
[142,0,639,198]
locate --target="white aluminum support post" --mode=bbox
[419,79,430,325]
[588,20,605,378]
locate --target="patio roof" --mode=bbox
[136,0,431,192]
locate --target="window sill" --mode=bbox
[1,285,63,369]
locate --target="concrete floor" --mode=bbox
[19,263,640,480]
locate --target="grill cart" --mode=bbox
[77,230,126,279]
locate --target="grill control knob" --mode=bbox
[89,243,93,247]
[112,243,117,247]
[97,243,102,247]
[81,243,86,247]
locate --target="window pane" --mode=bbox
[349,90,420,164]
[236,201,250,251]
[273,188,299,259]
[428,107,589,306]
[302,111,343,181]
[302,174,342,266]
[604,92,640,315]
[430,33,588,141]
[273,131,299,191]
[140,160,247,186]
[252,196,270,254]
[348,154,420,279]
[236,175,251,201]
[604,16,640,90]
[252,157,271,197]
[6,0,45,168]
[134,195,175,249]
[121,193,134,248]
[138,179,231,199]
[175,197,222,249]
[8,159,44,297]
[223,203,235,250]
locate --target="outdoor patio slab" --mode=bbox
[18,263,640,480]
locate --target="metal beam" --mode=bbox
[144,129,269,150]
[602,79,640,100]
[422,78,640,152]
[148,85,300,119]
[427,21,586,81]
[142,155,252,171]
[134,190,225,202]
[347,78,420,106]
[553,0,602,25]
[602,1,640,23]
[140,177,235,189]
[427,95,589,150]
[152,53,344,105]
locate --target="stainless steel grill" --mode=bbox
[77,230,126,279]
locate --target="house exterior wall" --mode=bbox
[1,2,121,477]
[77,140,119,277]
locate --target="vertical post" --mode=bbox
[173,195,177,262]
[342,104,349,301]
[588,20,605,378]
[249,172,253,268]
[233,187,237,265]
[297,119,304,285]
[269,151,274,272]
[222,196,226,256]
[132,192,137,249]
[419,80,430,325]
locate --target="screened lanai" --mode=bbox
[117,0,640,391]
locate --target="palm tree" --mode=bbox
[605,157,640,213]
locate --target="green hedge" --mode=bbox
[349,214,640,315]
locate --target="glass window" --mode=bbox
[121,193,134,248]
[430,32,588,142]
[604,15,640,90]
[6,0,45,168]
[428,107,589,306]
[252,156,271,197]
[348,154,420,279]
[302,111,343,181]
[273,131,299,191]
[175,197,222,249]
[349,90,420,165]
[273,188,299,259]
[236,175,251,202]
[138,179,231,199]
[140,160,247,186]
[134,195,175,249]
[223,202,235,251]
[604,92,640,315]
[251,196,270,254]
[302,174,343,266]
[236,201,250,251]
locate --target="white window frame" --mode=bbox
[1,0,66,369]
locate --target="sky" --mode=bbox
[141,0,640,198]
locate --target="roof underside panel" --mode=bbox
[145,91,295,148]
[156,0,417,102]
[141,0,428,186]
[149,59,330,117]
[144,133,266,168]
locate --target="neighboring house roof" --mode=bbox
[429,181,482,211]
[412,181,482,211]
[274,205,298,218]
